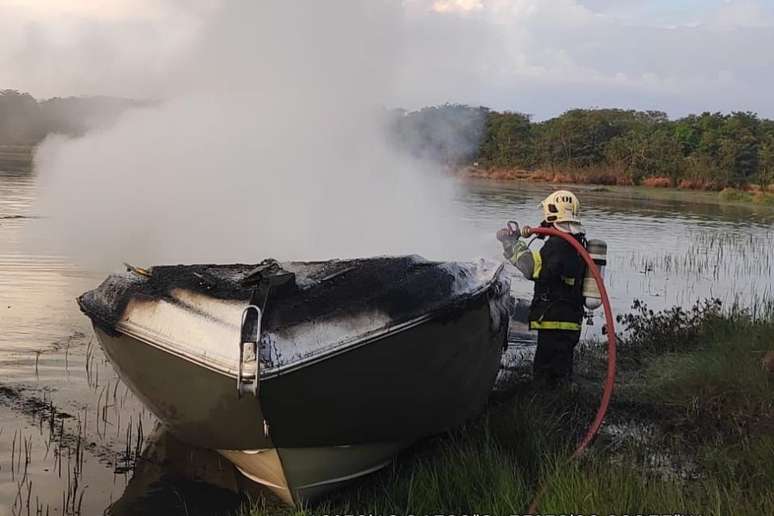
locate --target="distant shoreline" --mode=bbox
[0,144,34,173]
[459,166,774,207]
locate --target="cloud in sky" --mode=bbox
[0,1,213,100]
[401,0,774,117]
[577,0,774,28]
[1,0,773,118]
[430,0,484,13]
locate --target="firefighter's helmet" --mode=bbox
[540,190,581,224]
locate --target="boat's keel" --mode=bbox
[218,441,409,506]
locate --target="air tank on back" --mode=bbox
[583,239,607,310]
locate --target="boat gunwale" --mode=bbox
[109,263,506,380]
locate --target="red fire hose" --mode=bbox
[522,226,617,513]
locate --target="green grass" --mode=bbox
[643,333,772,433]
[754,191,774,206]
[241,303,774,516]
[718,187,749,202]
[718,187,774,206]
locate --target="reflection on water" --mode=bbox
[106,428,253,516]
[1,170,773,513]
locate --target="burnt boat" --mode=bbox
[78,256,511,505]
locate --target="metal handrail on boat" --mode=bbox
[238,304,262,398]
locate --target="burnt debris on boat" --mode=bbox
[78,256,511,506]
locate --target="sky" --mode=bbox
[1,0,773,119]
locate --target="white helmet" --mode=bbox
[540,190,581,224]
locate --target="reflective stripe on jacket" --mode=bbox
[507,235,586,331]
[529,320,581,331]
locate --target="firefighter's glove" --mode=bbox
[497,228,520,259]
[496,228,519,245]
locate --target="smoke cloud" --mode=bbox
[30,1,481,270]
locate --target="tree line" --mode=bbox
[394,105,774,190]
[0,89,144,145]
[3,89,773,190]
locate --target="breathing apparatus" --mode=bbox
[506,220,608,312]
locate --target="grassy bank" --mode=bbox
[242,300,774,516]
[718,187,774,207]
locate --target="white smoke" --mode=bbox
[30,1,480,269]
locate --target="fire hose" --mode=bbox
[510,225,617,513]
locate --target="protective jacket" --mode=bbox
[505,234,586,331]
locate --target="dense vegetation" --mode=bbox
[3,88,774,190]
[396,105,774,191]
[390,104,487,166]
[243,300,774,516]
[0,89,144,144]
[0,89,144,172]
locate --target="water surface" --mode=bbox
[2,171,773,514]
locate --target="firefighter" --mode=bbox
[497,190,587,387]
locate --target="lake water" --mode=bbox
[1,170,773,514]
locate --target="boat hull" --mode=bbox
[94,284,506,449]
[95,326,272,449]
[87,258,511,504]
[219,440,410,505]
[260,287,505,447]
